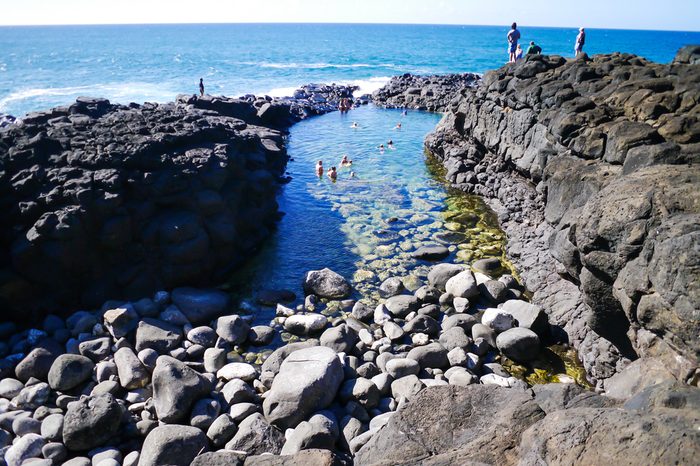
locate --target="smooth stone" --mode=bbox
[385,358,420,378]
[229,402,260,423]
[263,346,344,430]
[0,379,23,399]
[479,280,508,303]
[134,319,182,354]
[171,287,230,324]
[42,442,67,462]
[187,326,217,347]
[152,356,209,423]
[102,307,138,339]
[499,299,549,336]
[114,347,149,389]
[203,347,227,373]
[12,416,41,436]
[221,379,257,405]
[382,321,404,340]
[280,412,339,455]
[284,314,329,335]
[427,263,465,291]
[351,302,374,323]
[190,451,246,466]
[338,378,381,409]
[47,355,94,391]
[439,326,471,351]
[378,277,405,298]
[4,433,45,466]
[40,413,64,441]
[138,425,209,466]
[411,245,450,261]
[406,343,449,369]
[217,363,257,382]
[384,295,421,318]
[471,323,497,347]
[247,325,275,346]
[78,338,112,362]
[453,297,470,313]
[445,270,480,299]
[320,324,358,353]
[441,313,478,332]
[403,315,439,336]
[215,315,250,345]
[495,327,541,362]
[471,258,503,275]
[190,398,220,430]
[206,414,238,448]
[390,375,425,401]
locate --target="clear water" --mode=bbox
[1,23,699,116]
[230,105,510,326]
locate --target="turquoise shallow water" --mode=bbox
[1,23,699,116]
[231,105,510,325]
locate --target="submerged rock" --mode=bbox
[303,268,352,299]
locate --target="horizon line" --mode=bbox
[0,21,698,34]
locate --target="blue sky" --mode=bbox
[0,0,697,31]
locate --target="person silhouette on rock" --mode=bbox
[199,78,205,96]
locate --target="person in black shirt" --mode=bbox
[199,78,204,96]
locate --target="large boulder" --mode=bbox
[62,394,123,451]
[263,346,344,429]
[427,263,465,291]
[171,287,230,324]
[47,354,94,391]
[355,385,544,465]
[445,270,479,299]
[495,327,541,362]
[138,425,209,466]
[152,356,210,423]
[303,269,351,299]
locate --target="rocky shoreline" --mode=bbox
[0,84,360,319]
[0,48,699,466]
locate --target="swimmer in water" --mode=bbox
[340,154,352,166]
[379,144,385,152]
[402,109,407,116]
[315,160,324,177]
[387,139,394,149]
[351,121,358,128]
[349,171,356,178]
[395,122,402,129]
[327,166,337,181]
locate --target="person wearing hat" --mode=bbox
[575,28,586,57]
[526,41,542,55]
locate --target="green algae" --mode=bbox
[502,345,591,388]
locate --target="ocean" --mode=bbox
[1,23,699,117]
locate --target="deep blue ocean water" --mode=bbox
[1,23,699,117]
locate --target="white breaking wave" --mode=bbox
[0,82,177,115]
[263,76,391,99]
[235,61,397,70]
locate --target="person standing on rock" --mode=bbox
[507,22,521,63]
[199,78,204,96]
[575,28,586,57]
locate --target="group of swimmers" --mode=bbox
[316,154,353,181]
[316,116,405,181]
[507,23,586,63]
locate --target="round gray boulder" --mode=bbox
[496,327,541,362]
[303,268,351,299]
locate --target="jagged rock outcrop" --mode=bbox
[0,84,358,319]
[371,73,480,112]
[355,383,700,465]
[421,49,700,389]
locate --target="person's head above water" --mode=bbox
[317,160,322,164]
[580,27,585,32]
[511,22,517,30]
